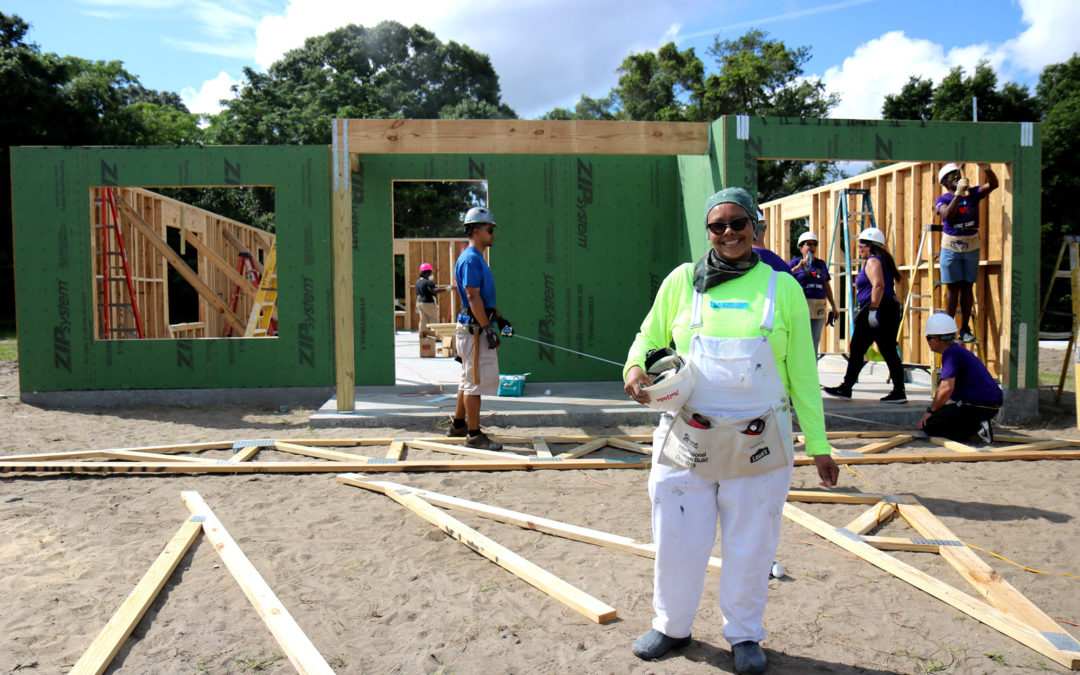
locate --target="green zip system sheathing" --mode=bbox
[349,154,705,384]
[11,146,333,392]
[11,116,1039,395]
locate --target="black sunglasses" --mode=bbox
[706,217,751,235]
[801,241,818,247]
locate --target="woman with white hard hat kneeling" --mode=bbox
[823,227,908,404]
[917,312,1002,445]
[623,186,838,674]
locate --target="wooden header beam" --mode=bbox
[344,119,710,155]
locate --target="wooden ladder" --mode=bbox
[244,242,278,337]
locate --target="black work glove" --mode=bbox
[826,310,837,327]
[482,324,500,349]
[496,316,514,337]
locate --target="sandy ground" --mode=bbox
[1,357,1078,674]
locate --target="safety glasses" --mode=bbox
[706,217,751,235]
[801,241,818,247]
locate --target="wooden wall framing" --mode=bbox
[89,187,274,339]
[761,160,1009,376]
[394,237,471,331]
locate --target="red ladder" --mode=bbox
[97,188,144,339]
[223,252,261,337]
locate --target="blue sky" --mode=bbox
[7,0,1079,120]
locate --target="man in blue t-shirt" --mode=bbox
[917,313,1002,444]
[935,163,998,343]
[447,206,513,450]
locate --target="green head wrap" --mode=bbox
[704,187,764,237]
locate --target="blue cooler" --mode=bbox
[497,373,529,397]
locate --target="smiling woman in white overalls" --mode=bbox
[624,187,839,674]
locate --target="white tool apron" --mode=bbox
[647,269,795,644]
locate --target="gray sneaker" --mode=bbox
[632,629,691,660]
[464,432,503,451]
[976,420,994,445]
[732,641,767,674]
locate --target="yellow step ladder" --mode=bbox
[244,242,277,337]
[1037,235,1080,407]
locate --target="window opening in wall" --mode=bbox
[89,185,277,340]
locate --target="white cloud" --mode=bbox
[822,0,1080,121]
[1001,0,1080,74]
[253,0,707,118]
[820,31,1002,120]
[181,71,242,116]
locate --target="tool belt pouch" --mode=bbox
[941,232,980,253]
[657,405,792,480]
[807,298,828,319]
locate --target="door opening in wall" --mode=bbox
[391,179,488,386]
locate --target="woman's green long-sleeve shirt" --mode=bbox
[624,261,832,456]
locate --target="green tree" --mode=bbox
[613,43,704,121]
[392,181,487,238]
[699,29,836,119]
[882,62,1039,122]
[882,76,934,121]
[541,94,618,121]
[208,21,516,146]
[600,31,841,202]
[0,12,199,328]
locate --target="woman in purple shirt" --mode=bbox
[790,231,838,355]
[823,228,907,403]
[917,312,1002,444]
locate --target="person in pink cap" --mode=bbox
[415,262,449,339]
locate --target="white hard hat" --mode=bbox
[642,349,694,411]
[797,231,818,245]
[858,227,886,247]
[938,163,961,185]
[924,312,959,337]
[464,206,495,225]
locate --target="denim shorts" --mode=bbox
[940,249,979,284]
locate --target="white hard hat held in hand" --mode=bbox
[642,348,694,411]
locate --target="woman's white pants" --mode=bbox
[648,419,793,645]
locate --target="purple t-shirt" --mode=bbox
[939,342,1003,405]
[855,255,895,307]
[789,257,831,300]
[935,185,986,236]
[754,247,795,276]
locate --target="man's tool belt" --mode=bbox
[457,306,498,333]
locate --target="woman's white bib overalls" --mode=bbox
[648,271,795,645]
